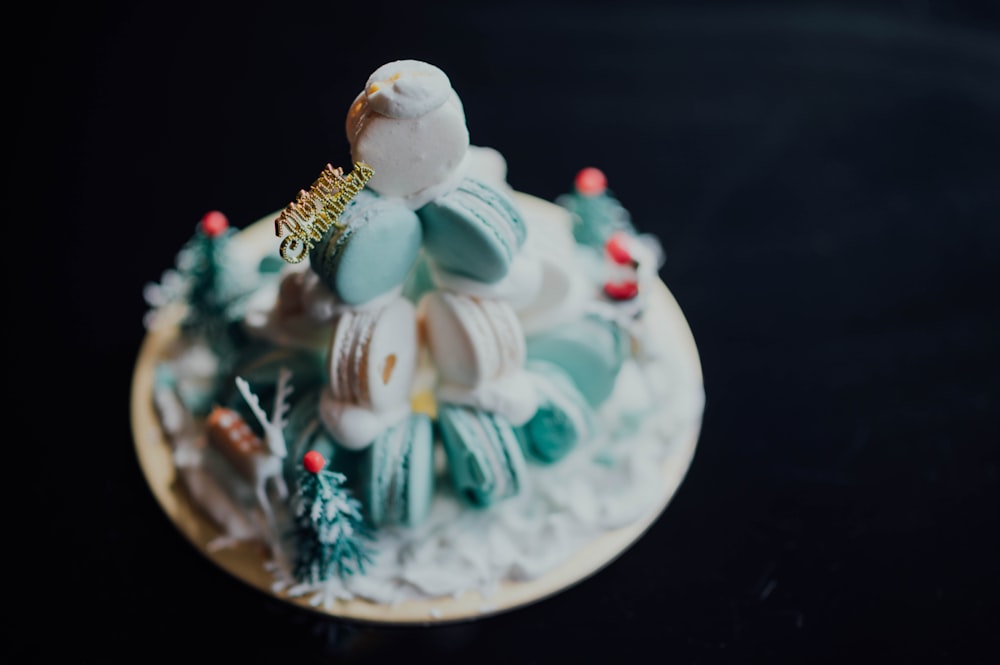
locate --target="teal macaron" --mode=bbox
[517,359,596,464]
[416,177,527,284]
[358,412,436,528]
[525,314,632,408]
[436,404,528,508]
[309,189,423,306]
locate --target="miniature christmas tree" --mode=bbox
[290,451,375,584]
[177,211,244,342]
[144,210,243,338]
[144,210,260,404]
[555,167,636,249]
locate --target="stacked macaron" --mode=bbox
[287,62,453,524]
[516,359,597,464]
[419,290,536,506]
[436,403,528,507]
[306,60,469,457]
[418,176,527,284]
[339,60,540,510]
[525,313,632,409]
[307,189,422,307]
[358,412,435,527]
[286,60,635,525]
[421,292,525,395]
[320,296,419,450]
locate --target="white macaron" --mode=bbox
[419,291,526,389]
[326,296,418,413]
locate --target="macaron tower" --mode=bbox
[350,61,541,509]
[278,60,471,528]
[269,60,643,524]
[142,58,702,604]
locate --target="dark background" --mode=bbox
[18,0,999,662]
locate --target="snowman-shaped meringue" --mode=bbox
[346,59,470,210]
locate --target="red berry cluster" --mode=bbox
[602,232,639,301]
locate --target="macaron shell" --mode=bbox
[437,405,491,505]
[417,177,527,284]
[437,405,526,507]
[364,297,419,412]
[360,412,434,528]
[525,314,631,408]
[518,360,595,464]
[478,297,526,378]
[327,298,418,412]
[402,413,435,526]
[421,291,525,389]
[327,308,375,404]
[420,291,487,387]
[309,190,422,306]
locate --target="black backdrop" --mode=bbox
[20,1,999,662]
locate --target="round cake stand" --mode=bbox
[131,207,704,626]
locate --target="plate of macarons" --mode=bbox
[132,184,703,625]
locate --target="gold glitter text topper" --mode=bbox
[274,162,374,263]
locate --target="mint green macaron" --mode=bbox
[309,189,422,305]
[358,412,435,528]
[437,404,528,507]
[417,177,527,284]
[517,359,596,464]
[525,314,632,408]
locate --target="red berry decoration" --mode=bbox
[604,232,634,266]
[303,450,327,474]
[604,280,639,301]
[574,167,607,196]
[200,210,229,237]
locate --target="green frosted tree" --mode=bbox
[556,167,636,249]
[170,209,262,387]
[291,451,376,584]
[178,211,240,341]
